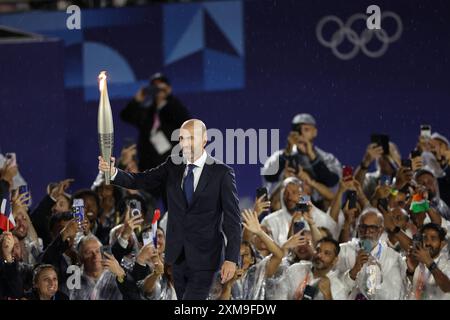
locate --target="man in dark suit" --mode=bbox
[98,119,241,300]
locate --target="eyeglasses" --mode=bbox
[358,224,381,233]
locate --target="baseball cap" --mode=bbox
[431,132,450,147]
[150,72,170,85]
[291,113,316,126]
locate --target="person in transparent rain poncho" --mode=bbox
[264,202,334,300]
[211,209,284,300]
[405,223,450,300]
[69,235,124,300]
[275,237,347,300]
[136,227,177,300]
[261,177,338,246]
[335,208,407,300]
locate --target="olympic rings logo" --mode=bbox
[316,12,403,60]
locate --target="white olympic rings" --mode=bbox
[316,11,403,60]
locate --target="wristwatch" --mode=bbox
[427,262,438,272]
[117,274,126,283]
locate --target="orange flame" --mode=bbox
[98,71,107,92]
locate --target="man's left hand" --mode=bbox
[220,260,236,284]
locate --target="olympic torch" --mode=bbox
[98,71,114,185]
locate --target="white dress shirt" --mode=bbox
[181,150,207,192]
[336,238,407,300]
[409,249,450,300]
[278,261,348,300]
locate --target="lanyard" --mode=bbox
[294,270,311,300]
[373,242,382,260]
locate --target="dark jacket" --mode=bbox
[0,260,24,299]
[30,195,55,248]
[112,154,242,270]
[120,95,190,171]
[438,165,450,209]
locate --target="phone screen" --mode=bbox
[142,231,152,246]
[343,165,353,181]
[256,187,268,200]
[72,198,85,222]
[420,125,431,139]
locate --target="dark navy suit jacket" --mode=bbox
[112,154,242,270]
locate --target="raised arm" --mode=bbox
[242,209,284,278]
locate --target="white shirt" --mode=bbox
[261,205,338,246]
[181,150,207,192]
[278,261,348,300]
[336,238,406,300]
[409,249,450,300]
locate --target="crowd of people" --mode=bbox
[1,112,450,300]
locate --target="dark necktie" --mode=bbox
[183,164,196,205]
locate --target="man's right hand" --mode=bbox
[350,250,370,280]
[98,156,117,177]
[134,87,147,103]
[362,143,383,168]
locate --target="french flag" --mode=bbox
[0,197,15,231]
[151,209,161,248]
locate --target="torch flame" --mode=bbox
[98,71,107,92]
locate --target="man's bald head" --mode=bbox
[179,119,208,162]
[181,119,207,136]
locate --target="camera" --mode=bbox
[128,199,142,217]
[293,195,310,213]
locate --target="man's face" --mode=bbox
[358,212,383,242]
[312,242,338,272]
[283,183,301,212]
[430,139,448,160]
[13,210,29,240]
[240,243,254,271]
[152,80,171,101]
[82,195,99,222]
[422,229,444,259]
[35,268,58,299]
[179,123,206,162]
[390,207,409,229]
[389,192,407,210]
[416,173,437,200]
[80,240,103,274]
[300,124,317,142]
